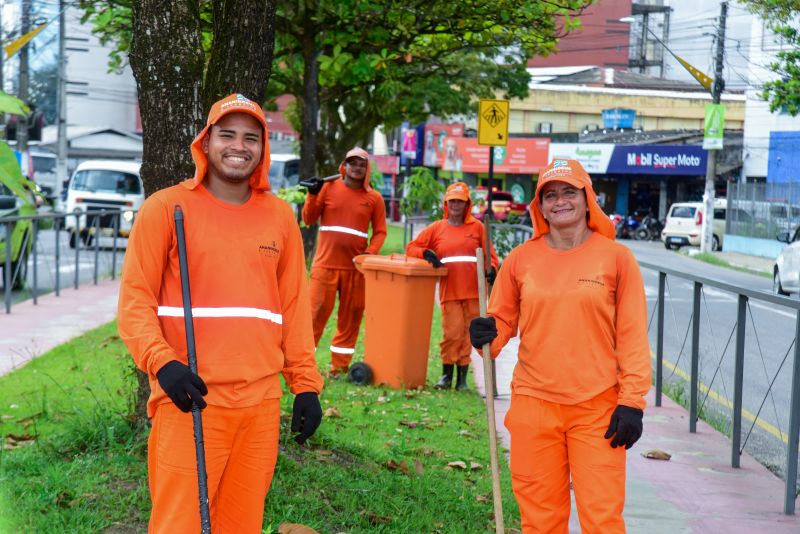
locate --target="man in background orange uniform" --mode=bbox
[406,182,498,390]
[118,94,323,533]
[302,147,387,376]
[470,159,651,533]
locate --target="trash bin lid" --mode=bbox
[354,254,448,277]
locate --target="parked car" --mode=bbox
[0,141,37,289]
[774,226,800,296]
[63,160,143,248]
[471,188,528,221]
[268,153,300,191]
[661,199,726,251]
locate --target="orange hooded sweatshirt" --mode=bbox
[406,182,498,302]
[487,159,651,410]
[301,147,387,269]
[118,93,323,417]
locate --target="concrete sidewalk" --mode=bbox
[472,338,800,533]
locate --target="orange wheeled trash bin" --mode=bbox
[353,254,447,389]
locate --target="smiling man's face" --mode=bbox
[202,112,263,184]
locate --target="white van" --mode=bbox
[63,160,143,248]
[268,154,300,191]
[661,199,727,251]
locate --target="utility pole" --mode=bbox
[55,0,68,199]
[17,0,31,153]
[700,1,727,254]
[0,3,5,140]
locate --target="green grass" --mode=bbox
[685,251,772,279]
[0,292,520,532]
[381,222,406,255]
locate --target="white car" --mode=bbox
[774,227,800,296]
[268,154,300,191]
[661,199,727,251]
[63,160,143,248]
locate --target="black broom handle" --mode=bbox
[174,205,212,534]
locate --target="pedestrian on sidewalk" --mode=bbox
[470,159,651,533]
[118,93,324,533]
[301,147,387,376]
[406,182,497,390]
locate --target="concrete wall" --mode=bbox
[723,234,785,259]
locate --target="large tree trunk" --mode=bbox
[298,20,320,260]
[127,0,276,427]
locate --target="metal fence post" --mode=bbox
[74,212,80,290]
[732,294,747,468]
[93,211,102,285]
[32,218,38,305]
[3,221,11,314]
[656,272,666,407]
[55,216,61,296]
[690,281,702,433]
[784,309,800,515]
[111,211,119,280]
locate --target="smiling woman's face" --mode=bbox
[539,181,588,230]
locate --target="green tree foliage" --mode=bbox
[739,0,800,115]
[400,167,445,221]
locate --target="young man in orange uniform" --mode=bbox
[406,182,498,390]
[118,93,324,533]
[470,159,651,533]
[302,147,387,376]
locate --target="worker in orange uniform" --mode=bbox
[118,93,324,533]
[406,182,498,390]
[302,147,387,376]
[469,159,651,533]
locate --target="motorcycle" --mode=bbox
[610,213,641,239]
[634,214,664,241]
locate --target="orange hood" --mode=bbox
[337,147,373,191]
[442,181,475,224]
[188,93,272,191]
[531,159,616,240]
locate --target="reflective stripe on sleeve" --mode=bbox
[157,306,283,325]
[440,256,478,264]
[319,225,369,238]
[330,345,356,354]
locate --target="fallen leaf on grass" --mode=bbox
[278,523,320,534]
[316,449,333,456]
[399,420,418,428]
[457,429,477,438]
[470,461,483,470]
[376,396,390,404]
[414,459,424,475]
[384,459,410,475]
[475,494,490,503]
[99,335,120,348]
[3,433,36,450]
[642,449,672,461]
[323,407,341,418]
[447,460,467,470]
[361,511,393,526]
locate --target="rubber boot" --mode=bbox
[455,365,469,390]
[434,364,455,389]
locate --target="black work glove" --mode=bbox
[299,176,323,195]
[156,360,208,413]
[422,249,444,268]
[469,316,497,349]
[604,405,644,449]
[485,266,497,285]
[292,392,323,445]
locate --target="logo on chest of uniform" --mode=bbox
[466,233,481,244]
[259,241,280,258]
[577,275,605,289]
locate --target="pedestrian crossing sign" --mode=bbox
[478,99,510,146]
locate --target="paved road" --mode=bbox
[624,240,798,484]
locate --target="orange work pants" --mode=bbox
[309,266,365,371]
[440,299,480,366]
[148,398,280,533]
[504,387,626,534]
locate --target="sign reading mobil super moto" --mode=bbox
[607,145,707,176]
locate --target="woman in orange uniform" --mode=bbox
[302,147,387,376]
[407,182,497,390]
[118,94,323,533]
[470,159,651,533]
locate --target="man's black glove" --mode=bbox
[292,392,323,445]
[422,249,444,268]
[299,176,323,195]
[604,405,644,449]
[485,266,497,284]
[469,316,497,349]
[156,360,208,413]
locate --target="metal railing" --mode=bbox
[1,208,133,314]
[641,260,800,514]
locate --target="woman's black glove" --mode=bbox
[604,405,644,449]
[422,249,444,268]
[292,392,323,444]
[485,266,497,284]
[156,360,208,412]
[469,316,497,349]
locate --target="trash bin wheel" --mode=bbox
[348,362,373,386]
